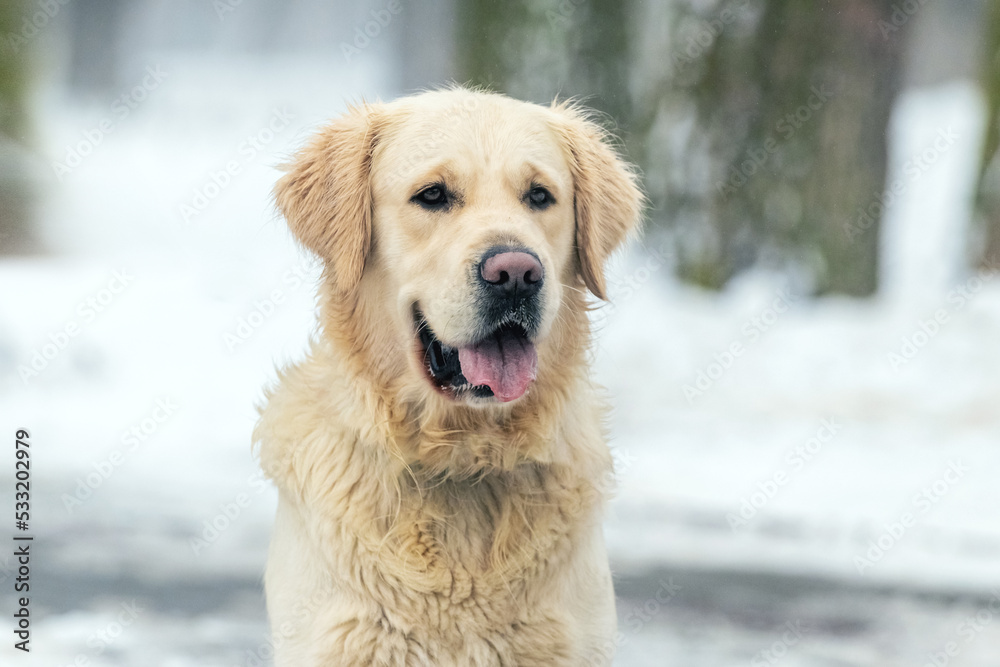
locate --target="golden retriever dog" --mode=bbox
[254,87,642,666]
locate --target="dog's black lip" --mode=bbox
[412,306,494,399]
[472,294,542,342]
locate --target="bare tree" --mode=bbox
[455,0,631,125]
[975,0,1000,270]
[0,0,34,254]
[642,0,904,295]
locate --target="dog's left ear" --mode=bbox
[274,103,382,293]
[550,104,644,300]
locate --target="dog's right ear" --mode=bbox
[275,104,381,293]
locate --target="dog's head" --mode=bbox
[275,88,641,407]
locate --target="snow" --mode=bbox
[1,52,999,665]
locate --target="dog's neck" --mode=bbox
[315,274,598,478]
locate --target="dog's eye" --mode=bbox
[412,185,449,209]
[526,186,554,210]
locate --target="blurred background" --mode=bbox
[1,0,999,665]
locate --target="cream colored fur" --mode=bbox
[255,88,642,666]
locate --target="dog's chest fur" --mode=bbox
[332,464,593,664]
[282,438,598,666]
[259,373,611,665]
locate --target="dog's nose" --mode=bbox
[479,248,544,297]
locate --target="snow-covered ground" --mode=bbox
[1,54,998,666]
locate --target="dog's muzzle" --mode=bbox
[414,245,544,403]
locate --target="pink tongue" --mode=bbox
[458,329,538,402]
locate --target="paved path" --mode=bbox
[9,529,1000,666]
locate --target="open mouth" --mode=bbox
[413,306,538,403]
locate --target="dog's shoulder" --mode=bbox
[253,341,373,492]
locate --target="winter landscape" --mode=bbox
[1,2,1000,666]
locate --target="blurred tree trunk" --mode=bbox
[455,0,632,128]
[975,0,1000,271]
[561,0,632,128]
[0,0,34,254]
[646,0,904,295]
[455,0,522,93]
